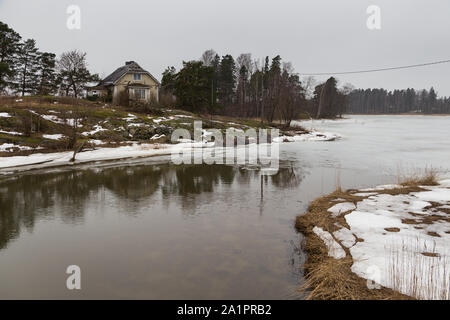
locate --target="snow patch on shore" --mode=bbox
[313,226,346,259]
[0,143,36,152]
[344,182,450,300]
[0,129,340,172]
[273,131,340,142]
[328,202,356,217]
[43,134,64,140]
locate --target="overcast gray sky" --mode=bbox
[1,0,449,95]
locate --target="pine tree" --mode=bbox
[218,55,236,105]
[15,39,40,96]
[161,66,177,94]
[37,52,57,95]
[211,54,221,106]
[265,55,282,122]
[0,21,21,92]
[315,77,343,118]
[173,61,214,112]
[428,87,437,113]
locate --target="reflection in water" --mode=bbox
[0,163,302,252]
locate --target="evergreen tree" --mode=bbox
[15,39,40,96]
[211,54,221,106]
[37,52,57,95]
[428,87,437,113]
[173,61,214,112]
[315,77,344,118]
[265,55,282,122]
[161,66,177,94]
[346,87,450,114]
[218,55,236,105]
[0,21,21,92]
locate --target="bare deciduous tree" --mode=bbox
[236,53,253,75]
[302,76,317,99]
[200,49,217,66]
[57,50,98,97]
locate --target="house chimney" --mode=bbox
[125,61,135,65]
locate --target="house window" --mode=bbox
[134,88,146,100]
[133,74,142,81]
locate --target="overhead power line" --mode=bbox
[301,59,450,76]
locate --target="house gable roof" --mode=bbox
[100,61,160,86]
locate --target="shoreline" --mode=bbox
[0,130,340,175]
[0,97,341,175]
[295,176,450,300]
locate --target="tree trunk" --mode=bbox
[317,83,327,119]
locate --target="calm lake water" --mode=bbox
[0,115,449,299]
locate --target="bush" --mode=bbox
[159,92,176,108]
[128,100,164,116]
[86,95,99,102]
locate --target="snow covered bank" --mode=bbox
[273,131,340,142]
[0,129,340,173]
[346,181,450,300]
[298,180,450,300]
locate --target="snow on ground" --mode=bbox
[150,134,165,140]
[319,181,450,299]
[123,114,137,122]
[328,202,356,217]
[333,227,356,248]
[127,123,146,127]
[174,114,193,118]
[0,143,36,152]
[0,143,172,170]
[353,192,378,197]
[153,116,175,123]
[272,131,340,142]
[358,184,405,192]
[0,140,217,171]
[0,112,11,118]
[226,127,244,133]
[313,226,346,259]
[81,125,107,136]
[88,139,105,145]
[0,143,18,152]
[0,130,22,136]
[0,128,340,172]
[43,134,64,140]
[41,114,82,127]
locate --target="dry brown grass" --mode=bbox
[399,168,439,187]
[296,171,447,300]
[387,238,449,300]
[295,188,411,300]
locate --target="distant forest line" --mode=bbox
[347,87,450,114]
